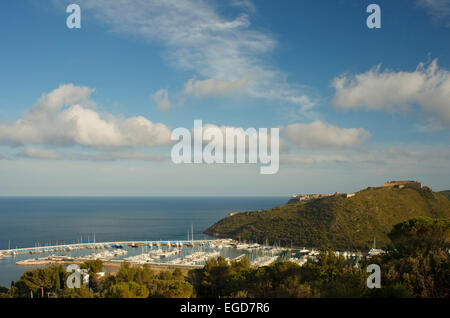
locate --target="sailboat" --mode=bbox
[367,237,384,258]
[186,225,194,246]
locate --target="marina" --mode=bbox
[1,238,366,272]
[0,197,371,287]
[3,239,290,268]
[0,196,289,287]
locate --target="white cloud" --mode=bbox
[68,0,316,112]
[282,120,370,149]
[152,89,172,111]
[191,121,369,153]
[0,84,172,148]
[184,77,248,98]
[332,59,450,127]
[417,0,450,26]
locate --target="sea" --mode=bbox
[0,196,287,287]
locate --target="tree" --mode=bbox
[0,286,10,298]
[157,281,194,298]
[158,270,173,281]
[104,281,149,298]
[188,256,249,298]
[115,262,135,283]
[11,265,68,297]
[388,217,450,256]
[81,259,104,274]
[172,268,184,280]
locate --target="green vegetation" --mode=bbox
[188,253,368,298]
[369,217,450,298]
[439,190,450,200]
[388,217,450,256]
[0,260,194,298]
[99,263,194,298]
[0,216,448,298]
[81,259,103,274]
[190,216,450,298]
[205,186,450,250]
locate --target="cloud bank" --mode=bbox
[283,120,370,149]
[0,84,371,162]
[332,59,450,127]
[0,84,172,148]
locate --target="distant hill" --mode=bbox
[205,186,450,250]
[439,190,450,200]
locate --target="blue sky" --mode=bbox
[0,0,449,196]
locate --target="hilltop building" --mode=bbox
[291,193,332,201]
[334,192,356,198]
[289,192,355,203]
[289,180,425,204]
[383,180,422,190]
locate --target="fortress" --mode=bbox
[289,192,355,203]
[382,180,422,190]
[289,180,423,204]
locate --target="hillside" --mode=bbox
[439,190,450,200]
[205,186,450,250]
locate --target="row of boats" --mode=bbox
[251,255,279,267]
[82,249,128,260]
[124,249,181,263]
[166,251,221,266]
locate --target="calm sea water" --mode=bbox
[0,196,287,286]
